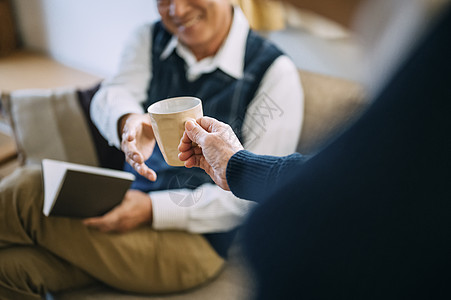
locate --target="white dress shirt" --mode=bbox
[91,7,304,233]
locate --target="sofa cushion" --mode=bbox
[1,88,99,166]
[297,70,366,154]
[1,84,125,170]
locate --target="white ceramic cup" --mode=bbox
[147,96,203,166]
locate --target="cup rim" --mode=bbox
[147,96,201,115]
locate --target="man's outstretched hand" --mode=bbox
[120,113,157,181]
[178,117,244,191]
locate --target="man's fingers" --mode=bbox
[83,204,125,232]
[185,120,208,145]
[197,116,221,132]
[125,130,136,142]
[125,157,157,181]
[178,149,194,161]
[82,217,102,227]
[184,156,196,168]
[135,163,157,181]
[193,146,203,155]
[126,151,143,164]
[121,126,136,142]
[83,216,113,232]
[143,168,157,181]
[179,132,194,152]
[122,136,145,165]
[184,154,203,169]
[180,130,192,143]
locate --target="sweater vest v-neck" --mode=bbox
[123,21,282,257]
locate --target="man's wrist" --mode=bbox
[118,113,131,142]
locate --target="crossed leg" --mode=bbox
[0,166,224,298]
[0,246,96,299]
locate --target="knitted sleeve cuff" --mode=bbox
[226,150,278,201]
[226,150,309,202]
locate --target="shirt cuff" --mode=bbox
[108,109,133,148]
[150,190,190,230]
[90,88,144,149]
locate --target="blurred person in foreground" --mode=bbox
[133,0,451,298]
[0,0,304,298]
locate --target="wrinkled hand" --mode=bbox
[178,117,244,191]
[82,190,153,233]
[121,113,157,181]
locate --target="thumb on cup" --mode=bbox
[185,119,208,146]
[185,118,197,131]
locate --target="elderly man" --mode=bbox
[0,0,303,298]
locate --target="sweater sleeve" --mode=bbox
[226,150,310,202]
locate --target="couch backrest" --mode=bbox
[297,70,367,154]
[0,88,99,167]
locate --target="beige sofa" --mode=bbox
[0,69,366,299]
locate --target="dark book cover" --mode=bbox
[42,159,135,218]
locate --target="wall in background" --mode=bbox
[11,0,159,77]
[10,0,363,82]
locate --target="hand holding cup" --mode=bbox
[148,96,203,166]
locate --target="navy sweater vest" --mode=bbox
[123,21,283,257]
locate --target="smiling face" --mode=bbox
[157,0,233,60]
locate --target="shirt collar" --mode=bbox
[160,6,249,80]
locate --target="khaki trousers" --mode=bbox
[0,167,224,299]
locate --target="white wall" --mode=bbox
[12,0,159,77]
[11,1,363,82]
